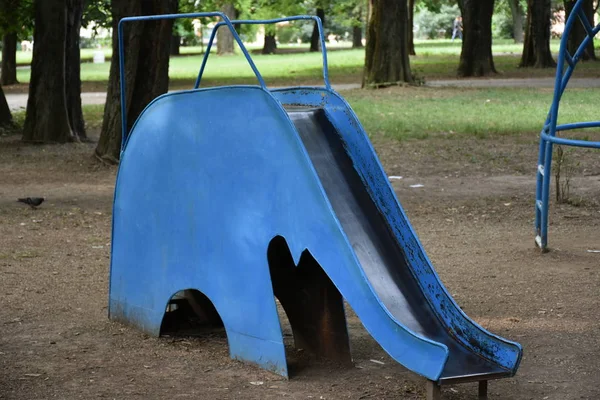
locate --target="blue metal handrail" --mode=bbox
[117,12,267,149]
[195,16,330,90]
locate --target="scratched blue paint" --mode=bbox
[535,0,600,250]
[110,13,522,384]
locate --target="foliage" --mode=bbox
[492,8,514,39]
[331,0,363,28]
[492,0,527,40]
[82,0,111,34]
[0,0,34,40]
[414,4,460,39]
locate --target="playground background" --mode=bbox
[1,80,599,399]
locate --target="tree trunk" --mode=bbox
[363,0,413,87]
[408,0,416,55]
[23,0,72,143]
[352,6,363,49]
[95,0,176,164]
[520,0,556,68]
[262,33,277,54]
[1,33,18,85]
[217,2,235,55]
[0,84,12,128]
[170,0,180,55]
[65,0,86,140]
[170,34,181,55]
[507,0,524,43]
[457,0,496,77]
[310,8,325,52]
[353,25,363,48]
[564,0,596,61]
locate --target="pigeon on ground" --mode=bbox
[17,197,45,209]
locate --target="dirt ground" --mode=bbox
[0,131,599,400]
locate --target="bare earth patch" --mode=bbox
[0,132,598,399]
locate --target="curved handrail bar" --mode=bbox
[557,121,600,131]
[118,12,267,149]
[549,3,600,126]
[195,16,330,90]
[541,133,600,149]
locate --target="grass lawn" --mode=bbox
[346,86,600,140]
[17,86,590,143]
[9,38,600,92]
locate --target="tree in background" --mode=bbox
[520,0,555,67]
[23,0,85,143]
[507,0,524,43]
[217,2,236,54]
[310,5,326,52]
[408,0,415,55]
[0,84,13,129]
[252,0,304,55]
[564,0,596,61]
[413,2,459,41]
[66,0,86,140]
[363,0,413,87]
[95,0,177,163]
[331,0,365,49]
[0,0,34,86]
[457,0,497,77]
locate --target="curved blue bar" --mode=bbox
[557,121,600,131]
[195,16,331,90]
[541,132,600,149]
[118,12,267,150]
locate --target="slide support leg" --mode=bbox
[426,380,441,400]
[478,380,488,399]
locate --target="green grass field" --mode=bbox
[345,86,600,140]
[11,38,599,90]
[43,86,594,142]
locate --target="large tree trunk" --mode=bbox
[0,84,13,128]
[457,0,496,77]
[564,0,596,61]
[508,0,524,43]
[65,0,86,140]
[408,0,416,55]
[217,2,235,55]
[1,33,18,85]
[170,33,181,55]
[95,0,176,164]
[363,0,413,87]
[23,0,72,143]
[262,33,277,54]
[170,0,180,55]
[310,8,325,52]
[520,0,556,68]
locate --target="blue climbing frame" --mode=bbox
[535,0,600,251]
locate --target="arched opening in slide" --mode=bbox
[159,289,225,338]
[267,235,353,374]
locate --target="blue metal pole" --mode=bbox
[195,16,331,90]
[118,12,267,150]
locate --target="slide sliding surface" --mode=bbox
[287,108,510,383]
